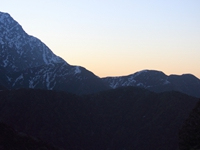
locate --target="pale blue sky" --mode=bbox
[1,1,200,78]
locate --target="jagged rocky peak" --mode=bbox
[0,11,65,72]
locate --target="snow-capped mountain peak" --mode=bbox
[0,11,65,72]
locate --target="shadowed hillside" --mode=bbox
[0,122,60,150]
[0,88,198,150]
[179,99,200,150]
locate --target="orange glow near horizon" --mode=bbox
[2,1,200,79]
[78,63,200,79]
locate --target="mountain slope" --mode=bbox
[102,70,200,98]
[0,12,64,72]
[179,99,200,149]
[0,122,59,150]
[0,11,109,94]
[6,62,109,94]
[0,88,198,150]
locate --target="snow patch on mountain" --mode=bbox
[164,80,170,85]
[133,70,148,77]
[110,81,119,89]
[3,55,9,67]
[12,74,23,87]
[74,66,81,74]
[29,80,35,88]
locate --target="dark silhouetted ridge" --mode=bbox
[0,88,198,149]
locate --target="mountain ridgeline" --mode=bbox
[0,11,200,97]
[102,70,200,98]
[0,11,200,149]
[0,11,109,94]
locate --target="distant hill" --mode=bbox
[0,88,198,150]
[102,70,200,98]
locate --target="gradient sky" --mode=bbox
[1,1,200,78]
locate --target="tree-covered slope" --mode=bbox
[0,88,198,150]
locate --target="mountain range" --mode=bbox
[0,11,200,97]
[0,12,200,97]
[0,11,200,149]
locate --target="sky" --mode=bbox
[1,1,200,78]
